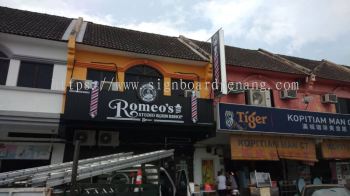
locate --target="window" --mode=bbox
[86,69,116,82]
[0,51,9,85]
[86,69,116,90]
[17,61,53,89]
[336,98,350,114]
[171,78,194,97]
[125,65,163,96]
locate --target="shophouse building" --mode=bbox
[0,7,73,171]
[192,41,350,195]
[60,19,215,181]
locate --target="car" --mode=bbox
[300,184,348,196]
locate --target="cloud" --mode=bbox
[119,21,211,41]
[0,0,116,25]
[1,0,211,41]
[195,0,350,53]
[194,0,263,36]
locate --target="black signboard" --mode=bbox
[64,88,213,126]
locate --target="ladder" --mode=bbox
[0,149,174,188]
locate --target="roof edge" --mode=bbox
[258,48,311,75]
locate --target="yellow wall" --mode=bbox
[66,50,212,98]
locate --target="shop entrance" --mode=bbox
[225,160,283,181]
[224,159,283,195]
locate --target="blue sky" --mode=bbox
[1,0,349,65]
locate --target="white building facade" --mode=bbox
[0,7,74,171]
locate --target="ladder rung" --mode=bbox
[0,149,174,188]
[45,150,174,187]
[0,152,133,182]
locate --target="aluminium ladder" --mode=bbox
[0,149,174,188]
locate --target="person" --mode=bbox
[225,172,231,194]
[229,171,239,195]
[216,171,226,196]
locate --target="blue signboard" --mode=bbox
[218,103,350,137]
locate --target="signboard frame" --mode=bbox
[64,88,214,126]
[217,103,350,137]
[211,29,227,96]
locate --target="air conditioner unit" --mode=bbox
[280,90,297,99]
[184,90,200,98]
[321,94,338,104]
[247,89,272,107]
[74,130,96,146]
[228,82,245,94]
[98,131,119,147]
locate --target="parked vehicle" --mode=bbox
[300,184,346,196]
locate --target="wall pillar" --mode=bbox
[5,59,20,86]
[117,71,125,92]
[51,143,66,164]
[51,64,67,91]
[164,77,171,96]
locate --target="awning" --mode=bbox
[321,139,350,159]
[276,137,317,162]
[230,135,279,161]
[230,135,317,162]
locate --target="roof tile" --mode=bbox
[82,23,205,62]
[193,40,304,75]
[0,6,71,41]
[281,55,350,83]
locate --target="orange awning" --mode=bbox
[276,137,317,162]
[230,135,317,162]
[321,139,350,159]
[230,135,279,161]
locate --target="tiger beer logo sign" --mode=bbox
[225,110,268,129]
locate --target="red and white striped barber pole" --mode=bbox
[89,81,99,118]
[191,91,198,123]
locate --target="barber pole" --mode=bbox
[89,81,99,118]
[191,91,198,123]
